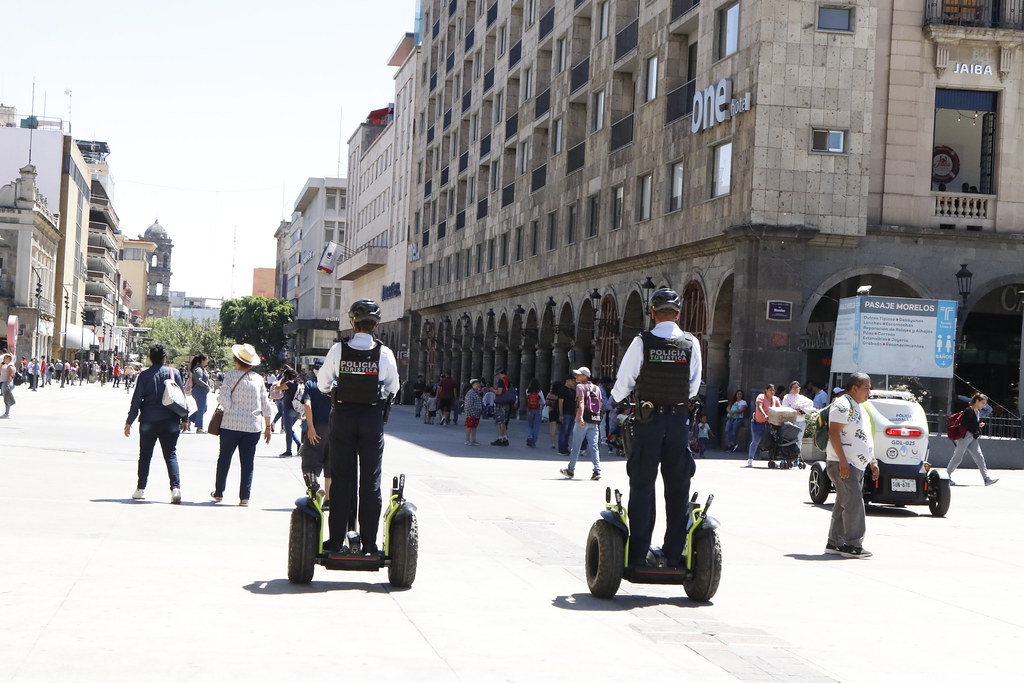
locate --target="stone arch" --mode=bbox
[799,266,932,332]
[959,276,1024,415]
[681,280,708,375]
[620,290,645,346]
[597,294,620,381]
[707,273,735,395]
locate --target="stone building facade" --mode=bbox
[405,0,1024,416]
[142,220,173,319]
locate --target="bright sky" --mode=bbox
[0,0,416,299]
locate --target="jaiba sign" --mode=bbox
[831,296,957,378]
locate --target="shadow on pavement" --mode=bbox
[243,578,390,595]
[785,553,846,562]
[551,593,708,611]
[90,498,213,507]
[865,505,920,517]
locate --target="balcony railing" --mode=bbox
[671,0,701,22]
[570,57,590,93]
[432,19,440,39]
[424,178,433,198]
[465,27,475,52]
[446,51,455,73]
[615,19,639,62]
[462,89,472,113]
[509,40,522,68]
[438,220,447,239]
[459,151,469,173]
[933,192,993,220]
[925,0,1024,30]
[430,71,437,92]
[666,79,696,123]
[531,164,547,192]
[480,133,492,158]
[502,182,516,207]
[535,88,550,118]
[456,210,466,230]
[610,113,635,152]
[477,197,489,219]
[566,141,585,175]
[449,0,457,18]
[539,7,555,40]
[505,113,519,139]
[487,2,498,26]
[427,124,435,144]
[444,108,452,130]
[484,67,495,92]
[441,166,450,187]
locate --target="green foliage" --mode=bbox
[147,317,233,367]
[219,296,294,369]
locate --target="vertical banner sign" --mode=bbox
[317,242,339,274]
[831,296,957,378]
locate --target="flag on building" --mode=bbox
[317,242,339,274]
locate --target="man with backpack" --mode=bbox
[490,368,515,447]
[560,367,603,480]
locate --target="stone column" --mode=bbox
[471,342,484,382]
[518,347,537,418]
[461,347,473,386]
[551,343,570,384]
[483,347,495,386]
[535,345,552,392]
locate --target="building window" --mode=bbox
[711,141,733,197]
[326,189,338,211]
[518,141,530,174]
[454,251,461,280]
[817,5,853,32]
[530,220,540,256]
[611,185,624,230]
[487,238,496,270]
[324,220,336,243]
[636,174,652,221]
[523,67,534,101]
[811,129,846,154]
[500,232,510,266]
[597,1,610,39]
[527,0,537,24]
[932,88,997,194]
[475,243,483,273]
[716,3,740,60]
[490,163,500,192]
[470,113,478,141]
[552,118,563,154]
[555,37,567,72]
[546,211,558,250]
[593,90,606,131]
[493,91,504,124]
[566,203,577,244]
[514,225,524,261]
[587,193,600,237]
[498,23,507,55]
[644,55,658,102]
[464,248,471,277]
[668,160,684,212]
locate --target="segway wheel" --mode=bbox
[683,528,722,602]
[928,475,951,517]
[586,520,625,599]
[768,460,777,469]
[387,515,419,588]
[808,463,831,505]
[287,508,317,584]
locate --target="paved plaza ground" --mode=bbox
[1,380,1022,682]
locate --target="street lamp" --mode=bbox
[948,264,973,415]
[955,263,973,320]
[61,290,70,387]
[639,275,657,330]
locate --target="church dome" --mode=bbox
[144,220,168,239]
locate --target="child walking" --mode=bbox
[696,414,713,458]
[424,391,438,424]
[463,379,483,445]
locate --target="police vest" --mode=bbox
[333,340,382,405]
[634,331,695,406]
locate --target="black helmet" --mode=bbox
[349,299,382,323]
[650,288,682,313]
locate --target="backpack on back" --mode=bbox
[946,411,967,441]
[526,391,542,410]
[581,384,603,424]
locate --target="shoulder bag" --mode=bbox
[207,371,250,436]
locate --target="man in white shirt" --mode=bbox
[317,299,401,555]
[825,372,879,559]
[611,288,702,568]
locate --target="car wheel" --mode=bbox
[768,460,777,469]
[387,514,419,588]
[683,528,722,602]
[928,475,951,517]
[287,508,317,584]
[808,463,831,505]
[586,520,624,598]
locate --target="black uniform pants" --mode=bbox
[327,403,385,549]
[626,412,695,566]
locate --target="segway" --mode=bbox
[585,487,722,602]
[287,473,418,587]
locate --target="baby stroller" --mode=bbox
[760,421,805,469]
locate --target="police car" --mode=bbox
[807,390,951,516]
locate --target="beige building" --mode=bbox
[405,0,1024,418]
[118,237,157,323]
[251,267,275,297]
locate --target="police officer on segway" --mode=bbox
[317,299,400,554]
[610,288,703,568]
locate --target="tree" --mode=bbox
[219,296,294,369]
[147,317,233,367]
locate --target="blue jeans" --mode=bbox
[526,408,542,444]
[748,420,765,461]
[558,416,575,453]
[726,416,743,447]
[568,422,601,474]
[137,418,181,489]
[190,389,209,429]
[214,428,261,501]
[281,408,301,454]
[272,398,285,428]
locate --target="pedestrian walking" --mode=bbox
[781,380,814,443]
[610,288,702,567]
[112,361,121,388]
[123,344,185,504]
[556,375,577,454]
[524,378,543,448]
[545,382,561,449]
[747,384,780,467]
[1,353,16,418]
[824,372,879,558]
[724,389,747,452]
[560,367,603,480]
[490,368,515,446]
[463,378,483,445]
[188,354,211,432]
[947,393,999,486]
[210,343,273,506]
[317,299,400,554]
[273,365,302,457]
[436,371,457,425]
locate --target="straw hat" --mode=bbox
[231,343,260,368]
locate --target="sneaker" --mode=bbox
[491,438,505,446]
[171,488,181,504]
[322,499,331,511]
[824,541,841,555]
[278,452,292,458]
[210,491,223,503]
[464,440,471,445]
[839,545,872,559]
[559,468,574,479]
[745,460,753,468]
[591,471,601,481]
[239,500,249,507]
[132,488,145,500]
[985,478,999,486]
[196,428,205,434]
[949,479,957,486]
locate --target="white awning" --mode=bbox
[62,325,99,351]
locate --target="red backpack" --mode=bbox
[946,411,966,441]
[526,391,542,410]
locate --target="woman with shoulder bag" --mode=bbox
[123,344,186,503]
[210,343,274,506]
